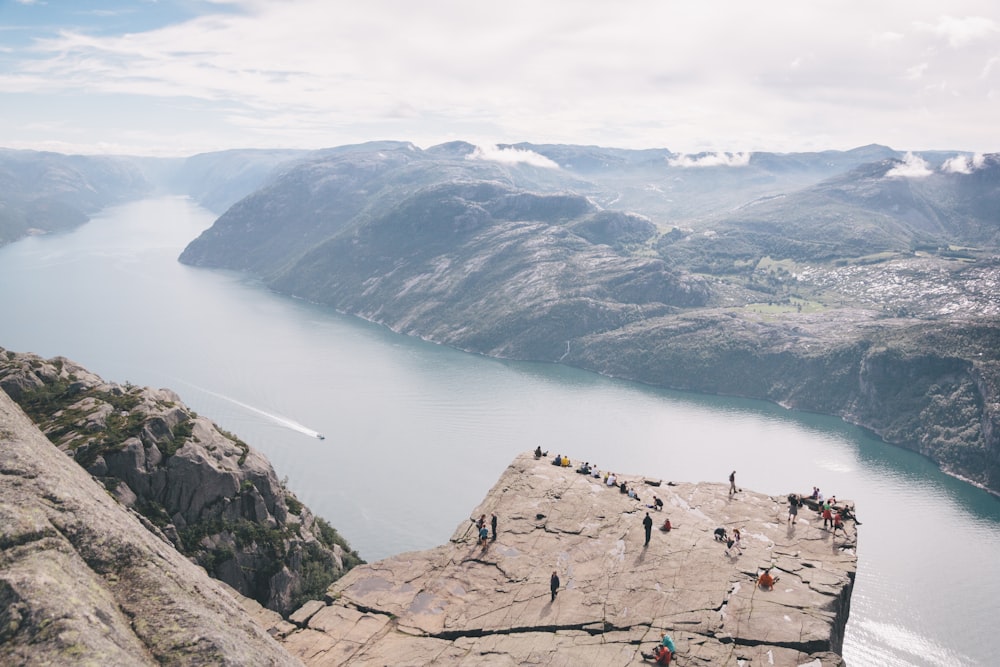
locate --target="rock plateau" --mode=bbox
[277,454,856,666]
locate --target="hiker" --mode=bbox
[841,504,861,524]
[491,513,498,541]
[822,501,834,529]
[725,528,743,556]
[653,494,663,511]
[552,454,563,466]
[832,511,845,535]
[643,512,653,546]
[758,568,777,590]
[550,571,560,601]
[787,493,800,524]
[478,523,489,545]
[534,445,543,458]
[729,470,737,495]
[714,527,728,542]
[660,517,672,532]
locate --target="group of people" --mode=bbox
[788,490,858,532]
[471,513,498,545]
[714,526,744,556]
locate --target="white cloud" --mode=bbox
[941,153,987,173]
[885,152,933,178]
[468,145,559,169]
[2,1,1000,155]
[942,155,971,173]
[918,15,999,48]
[904,62,929,80]
[668,152,751,168]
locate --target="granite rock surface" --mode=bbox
[279,454,856,666]
[0,389,301,666]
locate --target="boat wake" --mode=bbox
[173,379,323,440]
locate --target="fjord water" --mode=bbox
[1,197,997,666]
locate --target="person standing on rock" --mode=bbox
[490,513,498,541]
[643,512,653,546]
[729,470,737,495]
[550,571,560,602]
[787,493,800,524]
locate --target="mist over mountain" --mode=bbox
[0,149,154,245]
[0,148,309,245]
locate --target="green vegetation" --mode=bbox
[285,495,303,515]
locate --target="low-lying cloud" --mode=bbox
[668,152,751,168]
[885,152,933,179]
[941,153,987,174]
[468,145,559,169]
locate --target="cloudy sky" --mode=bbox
[1,0,998,157]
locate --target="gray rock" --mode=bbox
[280,454,855,666]
[0,390,300,666]
[0,349,362,616]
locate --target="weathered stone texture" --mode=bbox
[0,390,301,666]
[0,349,358,615]
[279,454,856,666]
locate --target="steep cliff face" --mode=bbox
[0,388,300,666]
[0,348,362,615]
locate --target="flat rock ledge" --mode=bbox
[278,454,856,666]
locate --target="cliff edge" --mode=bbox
[277,454,857,666]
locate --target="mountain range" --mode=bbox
[2,141,998,493]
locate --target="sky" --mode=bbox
[1,0,998,157]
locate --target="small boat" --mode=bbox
[316,434,325,440]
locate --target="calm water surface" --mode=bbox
[1,197,997,666]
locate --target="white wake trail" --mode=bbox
[174,379,323,440]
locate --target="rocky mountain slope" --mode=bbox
[0,148,308,247]
[178,142,1000,494]
[0,348,362,615]
[0,385,301,666]
[0,149,154,245]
